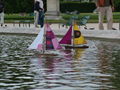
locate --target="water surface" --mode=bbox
[0,35,120,90]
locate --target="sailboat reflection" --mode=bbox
[60,48,85,60]
[29,49,86,89]
[60,49,73,60]
[31,49,85,75]
[73,49,85,60]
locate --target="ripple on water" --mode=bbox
[0,35,119,90]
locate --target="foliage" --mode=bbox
[4,0,34,13]
[114,0,120,12]
[4,12,120,23]
[3,0,120,13]
[60,2,96,13]
[61,12,120,23]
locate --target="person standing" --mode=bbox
[0,0,4,27]
[95,0,114,30]
[34,0,44,28]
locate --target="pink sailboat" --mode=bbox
[28,24,62,54]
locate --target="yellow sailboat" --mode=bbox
[59,24,89,49]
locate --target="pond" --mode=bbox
[0,35,120,90]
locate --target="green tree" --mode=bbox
[3,0,120,13]
[114,0,120,12]
[4,0,34,13]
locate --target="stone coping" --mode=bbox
[0,23,120,40]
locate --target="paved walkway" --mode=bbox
[0,23,120,40]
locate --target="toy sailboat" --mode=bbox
[28,24,62,53]
[59,24,89,49]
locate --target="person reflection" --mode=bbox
[111,51,120,89]
[97,44,113,89]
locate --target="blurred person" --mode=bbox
[95,0,114,30]
[0,0,4,27]
[34,0,44,28]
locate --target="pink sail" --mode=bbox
[59,25,72,44]
[45,24,62,50]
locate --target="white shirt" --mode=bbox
[35,0,43,9]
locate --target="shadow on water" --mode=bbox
[0,35,120,90]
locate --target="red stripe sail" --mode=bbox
[45,24,62,50]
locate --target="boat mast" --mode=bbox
[72,17,76,47]
[42,25,46,54]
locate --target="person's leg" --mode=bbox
[38,11,41,25]
[106,6,113,30]
[98,7,105,30]
[1,12,4,26]
[38,11,44,28]
[34,11,39,27]
[40,11,44,28]
[0,13,2,26]
[40,15,44,28]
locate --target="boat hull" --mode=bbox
[61,44,89,49]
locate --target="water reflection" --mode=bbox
[94,40,120,89]
[111,50,120,89]
[0,35,120,90]
[73,49,85,60]
[29,49,86,89]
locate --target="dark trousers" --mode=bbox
[38,11,44,28]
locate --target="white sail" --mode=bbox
[28,27,44,50]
